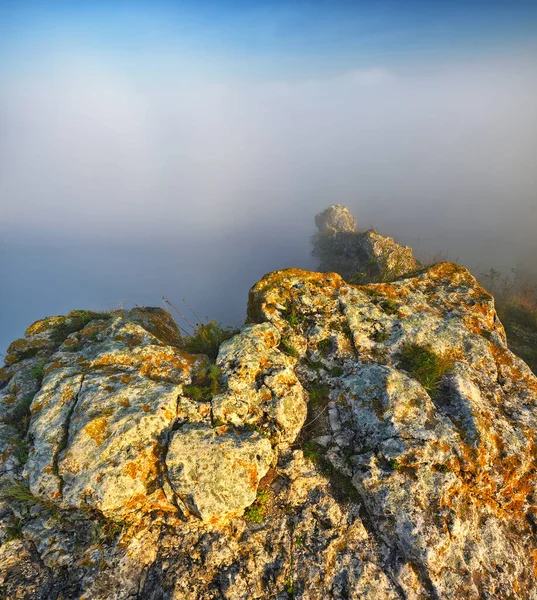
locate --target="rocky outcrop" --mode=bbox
[315,205,358,234]
[1,262,537,599]
[312,205,419,281]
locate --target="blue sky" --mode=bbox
[2,1,537,80]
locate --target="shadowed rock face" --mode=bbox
[313,205,419,281]
[1,263,537,599]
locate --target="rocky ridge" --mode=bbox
[1,262,537,599]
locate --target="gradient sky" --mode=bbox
[1,1,537,354]
[2,1,537,78]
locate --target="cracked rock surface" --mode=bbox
[1,263,537,599]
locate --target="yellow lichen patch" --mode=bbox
[84,417,109,446]
[123,462,141,479]
[25,315,66,337]
[235,459,259,490]
[489,342,537,395]
[359,282,410,300]
[30,398,52,414]
[118,397,131,408]
[425,262,475,284]
[441,431,537,525]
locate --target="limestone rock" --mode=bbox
[247,262,537,598]
[2,262,537,598]
[315,204,357,234]
[213,323,307,446]
[312,205,419,281]
[166,424,273,520]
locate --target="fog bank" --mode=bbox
[1,52,536,353]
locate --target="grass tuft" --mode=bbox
[181,320,238,360]
[399,343,453,394]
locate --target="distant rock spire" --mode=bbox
[314,204,357,234]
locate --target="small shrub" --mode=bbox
[379,299,398,315]
[399,343,452,393]
[181,320,238,360]
[348,271,368,285]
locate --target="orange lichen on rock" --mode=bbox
[84,417,109,447]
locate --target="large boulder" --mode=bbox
[247,262,537,598]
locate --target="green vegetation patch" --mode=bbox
[244,489,270,523]
[280,339,299,358]
[3,396,34,435]
[181,320,238,360]
[399,343,453,394]
[183,363,224,402]
[50,310,112,345]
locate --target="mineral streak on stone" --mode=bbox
[1,261,537,599]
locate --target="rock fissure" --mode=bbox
[52,373,85,494]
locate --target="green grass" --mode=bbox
[307,384,330,404]
[329,366,344,377]
[283,307,304,327]
[379,299,398,315]
[5,517,24,541]
[13,439,29,465]
[30,361,46,379]
[0,481,42,507]
[318,338,332,355]
[373,330,390,343]
[303,440,320,461]
[183,364,224,402]
[280,339,299,358]
[181,320,238,360]
[399,343,453,393]
[244,489,270,523]
[4,396,33,435]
